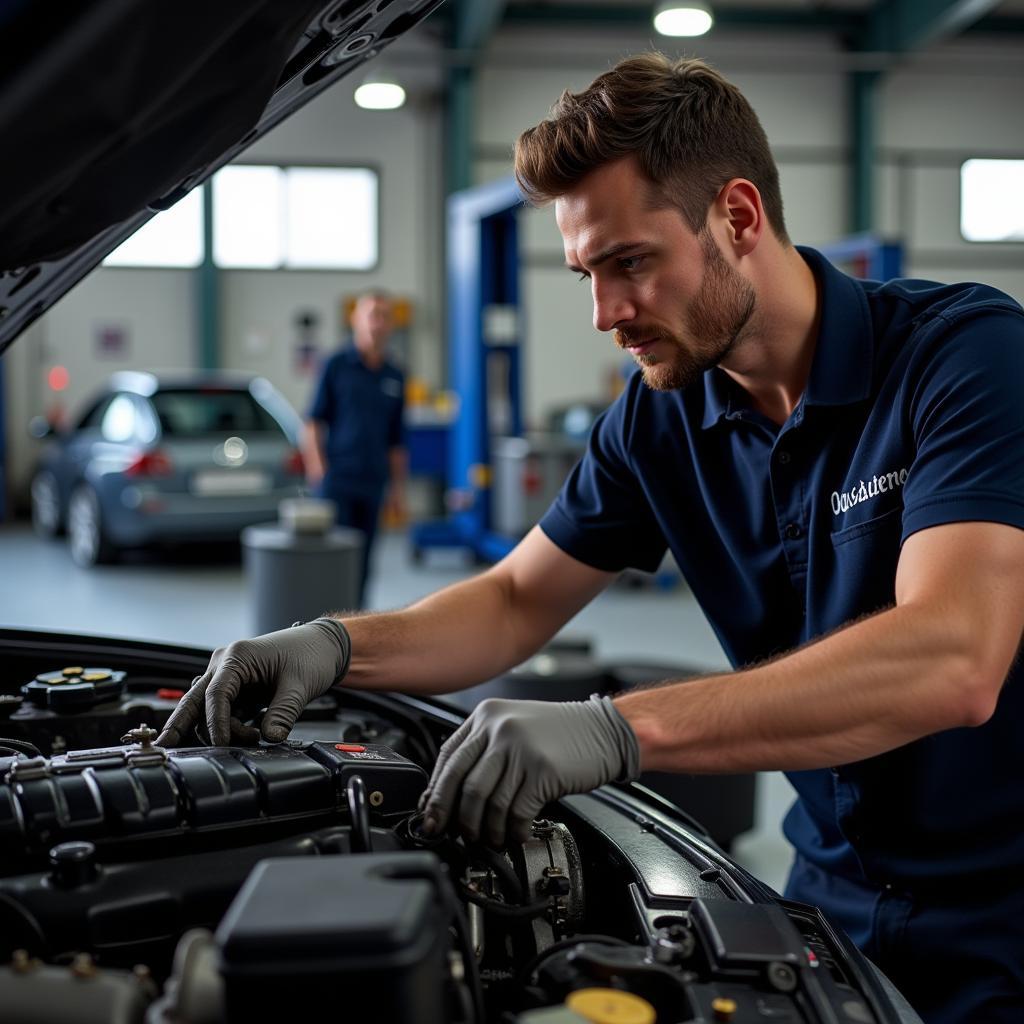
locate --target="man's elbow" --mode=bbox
[952,654,1007,728]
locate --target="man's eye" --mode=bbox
[619,255,644,271]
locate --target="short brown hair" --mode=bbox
[514,53,789,244]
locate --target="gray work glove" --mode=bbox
[155,618,351,747]
[420,695,640,848]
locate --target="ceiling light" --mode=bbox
[653,1,714,37]
[354,72,406,111]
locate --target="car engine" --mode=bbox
[0,629,917,1023]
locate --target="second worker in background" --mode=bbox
[302,290,407,606]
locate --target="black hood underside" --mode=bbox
[0,0,445,355]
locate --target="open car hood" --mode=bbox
[0,0,445,356]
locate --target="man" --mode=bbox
[159,54,1024,1022]
[303,290,407,605]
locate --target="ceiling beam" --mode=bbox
[863,0,1005,51]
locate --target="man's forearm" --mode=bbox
[303,421,327,483]
[617,601,995,774]
[336,571,534,695]
[388,446,407,488]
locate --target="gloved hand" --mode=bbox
[155,618,351,747]
[420,695,640,848]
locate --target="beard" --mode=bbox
[616,230,756,392]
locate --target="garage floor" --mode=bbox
[0,521,796,892]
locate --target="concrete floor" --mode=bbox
[0,521,796,892]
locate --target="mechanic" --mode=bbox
[302,289,407,605]
[159,54,1024,1024]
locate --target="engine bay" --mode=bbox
[0,629,912,1023]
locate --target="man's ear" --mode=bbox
[713,178,764,257]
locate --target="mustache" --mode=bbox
[614,329,664,348]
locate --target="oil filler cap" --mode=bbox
[23,667,126,712]
[565,989,656,1024]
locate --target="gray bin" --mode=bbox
[241,524,364,634]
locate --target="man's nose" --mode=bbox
[592,281,636,333]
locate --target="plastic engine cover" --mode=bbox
[0,740,427,864]
[217,852,452,1024]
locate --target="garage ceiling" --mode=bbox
[437,0,1024,51]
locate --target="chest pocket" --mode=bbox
[829,505,903,611]
[830,505,903,548]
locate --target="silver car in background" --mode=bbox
[31,371,306,565]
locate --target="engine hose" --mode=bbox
[0,737,42,758]
[516,934,631,986]
[460,887,552,920]
[345,774,373,853]
[464,840,524,905]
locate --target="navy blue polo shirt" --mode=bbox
[540,247,1024,935]
[308,347,405,496]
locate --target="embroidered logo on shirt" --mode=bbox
[830,467,908,516]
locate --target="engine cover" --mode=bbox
[0,739,427,865]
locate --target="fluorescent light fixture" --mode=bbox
[354,72,406,110]
[654,0,714,37]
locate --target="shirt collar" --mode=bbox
[798,245,874,408]
[700,367,739,429]
[700,245,873,430]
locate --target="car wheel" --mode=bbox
[30,471,63,538]
[67,485,115,566]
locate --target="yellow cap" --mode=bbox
[565,988,656,1024]
[711,997,738,1021]
[61,666,84,677]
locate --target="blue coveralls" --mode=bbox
[539,246,1024,1023]
[308,346,405,604]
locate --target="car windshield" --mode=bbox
[151,388,284,437]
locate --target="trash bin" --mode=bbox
[241,523,364,634]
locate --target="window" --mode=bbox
[212,166,284,269]
[961,159,1024,242]
[213,165,378,269]
[102,189,204,268]
[101,165,378,269]
[149,389,285,437]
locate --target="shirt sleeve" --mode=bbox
[388,371,406,449]
[539,384,667,573]
[901,308,1024,542]
[307,358,334,423]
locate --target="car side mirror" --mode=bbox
[28,415,57,440]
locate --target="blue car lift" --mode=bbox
[818,233,903,281]
[412,176,524,563]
